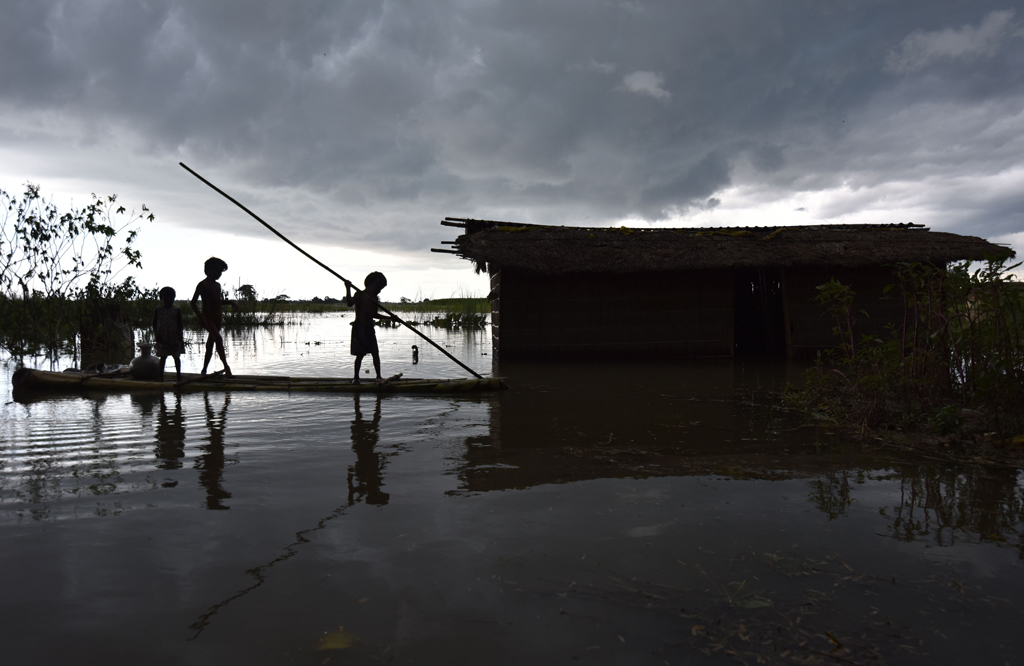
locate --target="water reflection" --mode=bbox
[881,464,1024,551]
[449,360,1024,554]
[347,393,389,506]
[197,392,232,510]
[807,467,861,520]
[454,359,812,492]
[3,357,1022,555]
[130,392,157,421]
[155,393,186,472]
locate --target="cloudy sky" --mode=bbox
[2,1,1022,299]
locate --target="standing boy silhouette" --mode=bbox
[190,257,236,376]
[345,272,398,384]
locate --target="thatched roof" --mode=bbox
[435,218,1015,275]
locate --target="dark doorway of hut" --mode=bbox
[734,268,786,357]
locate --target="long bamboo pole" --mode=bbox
[179,162,483,379]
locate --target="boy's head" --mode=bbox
[204,257,228,278]
[364,272,387,293]
[158,286,176,305]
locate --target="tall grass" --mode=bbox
[385,297,489,314]
[382,297,489,330]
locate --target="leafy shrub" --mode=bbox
[796,259,1024,436]
[0,184,154,361]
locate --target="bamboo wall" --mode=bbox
[490,267,735,359]
[488,264,908,360]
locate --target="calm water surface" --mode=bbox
[1,313,1022,665]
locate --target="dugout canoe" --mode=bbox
[11,368,507,396]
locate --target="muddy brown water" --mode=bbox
[1,313,1022,665]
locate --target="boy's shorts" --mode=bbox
[350,322,379,356]
[155,341,184,356]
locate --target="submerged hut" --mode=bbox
[434,219,1014,360]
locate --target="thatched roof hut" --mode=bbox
[437,219,1013,274]
[434,219,1014,360]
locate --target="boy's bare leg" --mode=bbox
[372,353,382,382]
[202,336,214,374]
[214,337,232,377]
[173,355,182,382]
[159,355,167,381]
[353,354,363,385]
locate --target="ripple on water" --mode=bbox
[0,368,494,522]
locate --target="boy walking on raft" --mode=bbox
[153,286,185,381]
[190,257,236,376]
[345,272,398,385]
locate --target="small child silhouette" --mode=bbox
[153,286,184,381]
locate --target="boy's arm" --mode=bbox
[189,284,201,315]
[190,284,209,330]
[344,281,355,307]
[371,299,399,322]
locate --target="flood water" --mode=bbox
[2,313,1023,665]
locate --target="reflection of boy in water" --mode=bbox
[190,257,236,377]
[155,393,186,471]
[348,393,389,506]
[197,392,232,510]
[344,272,398,384]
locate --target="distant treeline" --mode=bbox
[231,297,488,313]
[208,294,490,331]
[173,296,489,329]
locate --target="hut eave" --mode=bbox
[438,220,1013,274]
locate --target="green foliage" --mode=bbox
[795,259,1024,436]
[928,405,963,436]
[813,277,865,358]
[0,184,154,359]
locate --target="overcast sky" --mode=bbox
[2,1,1022,299]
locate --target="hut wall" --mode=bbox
[494,268,734,359]
[783,266,904,359]
[489,266,502,361]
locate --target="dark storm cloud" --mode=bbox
[2,0,1023,251]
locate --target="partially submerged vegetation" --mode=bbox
[0,184,154,364]
[790,259,1024,447]
[378,297,489,330]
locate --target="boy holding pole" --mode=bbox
[345,272,398,384]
